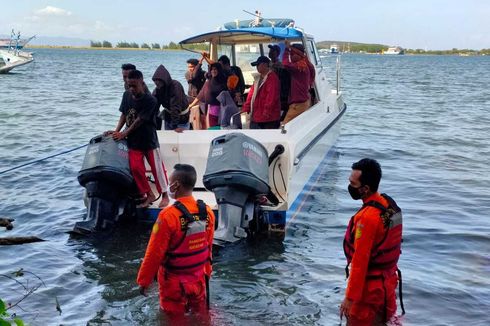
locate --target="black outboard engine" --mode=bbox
[203,133,270,245]
[74,135,134,234]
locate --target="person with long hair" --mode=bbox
[188,62,227,128]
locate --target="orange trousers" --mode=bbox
[348,273,398,326]
[158,273,207,314]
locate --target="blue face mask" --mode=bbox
[348,184,362,200]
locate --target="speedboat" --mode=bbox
[75,17,346,245]
[0,31,34,73]
[330,43,339,54]
[384,46,405,55]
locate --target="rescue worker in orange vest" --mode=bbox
[137,163,215,316]
[340,158,403,325]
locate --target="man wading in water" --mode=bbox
[340,158,404,325]
[137,164,215,322]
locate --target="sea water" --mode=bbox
[1,49,489,325]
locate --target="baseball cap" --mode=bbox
[251,55,271,66]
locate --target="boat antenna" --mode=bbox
[243,9,263,27]
[242,9,261,18]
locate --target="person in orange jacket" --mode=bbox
[137,163,215,316]
[340,158,403,325]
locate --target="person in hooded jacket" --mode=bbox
[137,164,215,318]
[216,90,241,129]
[188,62,227,128]
[152,65,189,132]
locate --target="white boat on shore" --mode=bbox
[0,31,34,73]
[384,46,404,55]
[75,17,346,245]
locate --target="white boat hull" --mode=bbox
[145,87,346,228]
[0,49,34,73]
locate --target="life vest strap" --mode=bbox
[166,257,209,271]
[166,246,208,258]
[397,268,406,315]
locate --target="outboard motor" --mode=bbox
[203,133,270,245]
[74,135,134,234]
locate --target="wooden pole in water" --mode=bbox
[1,217,45,245]
[0,237,45,246]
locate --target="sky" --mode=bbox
[1,0,489,50]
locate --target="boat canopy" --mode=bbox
[179,26,304,45]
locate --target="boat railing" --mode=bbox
[336,55,341,95]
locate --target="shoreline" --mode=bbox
[23,45,489,56]
[27,45,177,51]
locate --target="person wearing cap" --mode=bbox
[241,55,281,129]
[268,44,291,119]
[282,42,316,124]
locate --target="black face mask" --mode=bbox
[348,184,363,200]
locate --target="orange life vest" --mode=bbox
[343,193,403,274]
[164,200,210,278]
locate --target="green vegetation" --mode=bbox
[317,40,489,55]
[0,268,44,326]
[116,41,140,48]
[78,39,490,55]
[1,298,24,326]
[405,48,490,55]
[90,40,113,48]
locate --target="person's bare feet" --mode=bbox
[159,192,170,208]
[137,192,157,208]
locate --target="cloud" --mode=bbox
[36,6,72,17]
[21,6,118,40]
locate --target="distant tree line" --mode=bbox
[90,40,113,48]
[316,41,490,55]
[90,40,209,51]
[405,48,490,55]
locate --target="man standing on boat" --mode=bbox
[242,55,281,129]
[185,58,206,100]
[137,164,215,318]
[121,63,149,93]
[281,42,315,124]
[105,70,169,208]
[340,158,403,325]
[268,44,290,119]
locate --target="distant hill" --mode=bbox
[0,35,91,47]
[317,40,390,53]
[30,36,90,47]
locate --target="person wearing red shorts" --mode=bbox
[105,69,169,208]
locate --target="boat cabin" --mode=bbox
[179,18,325,113]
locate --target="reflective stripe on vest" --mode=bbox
[343,193,403,274]
[164,200,210,276]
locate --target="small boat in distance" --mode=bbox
[0,32,35,49]
[330,43,339,54]
[384,46,405,55]
[0,30,34,73]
